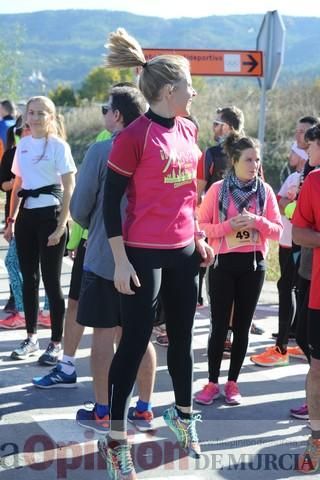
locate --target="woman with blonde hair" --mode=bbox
[4,96,76,364]
[100,28,213,479]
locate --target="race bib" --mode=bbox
[226,229,261,250]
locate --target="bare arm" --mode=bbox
[278,197,292,215]
[1,178,14,192]
[47,172,75,246]
[196,179,206,206]
[3,176,22,242]
[108,236,141,295]
[292,225,320,248]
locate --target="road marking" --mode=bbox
[0,259,7,274]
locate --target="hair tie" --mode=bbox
[142,62,148,69]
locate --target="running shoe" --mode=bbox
[250,346,289,367]
[224,381,242,405]
[32,362,77,388]
[287,346,306,360]
[11,338,40,360]
[38,342,61,366]
[76,402,109,433]
[163,406,202,458]
[250,323,265,335]
[38,312,51,328]
[195,382,220,405]
[128,407,154,431]
[98,438,137,480]
[290,403,309,420]
[297,436,320,473]
[0,313,25,329]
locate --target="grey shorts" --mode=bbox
[76,270,121,328]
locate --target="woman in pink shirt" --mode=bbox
[196,134,282,406]
[100,28,213,480]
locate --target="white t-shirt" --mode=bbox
[278,171,301,247]
[12,135,77,209]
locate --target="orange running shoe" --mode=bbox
[250,346,289,367]
[287,345,306,360]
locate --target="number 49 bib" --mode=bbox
[226,228,261,250]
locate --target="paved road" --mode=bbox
[0,237,315,479]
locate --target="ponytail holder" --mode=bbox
[142,62,148,69]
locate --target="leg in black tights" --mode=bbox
[229,268,265,381]
[295,275,311,363]
[208,265,235,383]
[277,246,299,349]
[15,207,66,341]
[108,245,199,433]
[208,252,265,384]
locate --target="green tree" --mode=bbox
[49,84,78,107]
[0,25,23,100]
[78,66,134,102]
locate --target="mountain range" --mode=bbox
[1,10,319,94]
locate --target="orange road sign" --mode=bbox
[143,49,263,77]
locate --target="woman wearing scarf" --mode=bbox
[196,134,282,405]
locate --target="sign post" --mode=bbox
[256,11,286,158]
[143,48,263,77]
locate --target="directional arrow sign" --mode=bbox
[242,54,258,73]
[143,49,263,77]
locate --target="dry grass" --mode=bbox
[266,240,280,282]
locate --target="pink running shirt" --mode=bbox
[108,115,201,249]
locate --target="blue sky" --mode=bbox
[1,0,320,17]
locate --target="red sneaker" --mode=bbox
[38,313,51,328]
[0,313,25,329]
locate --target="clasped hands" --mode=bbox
[229,208,256,231]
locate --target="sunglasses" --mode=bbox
[213,120,225,127]
[101,105,112,115]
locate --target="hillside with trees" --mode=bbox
[0,10,320,93]
[0,9,319,194]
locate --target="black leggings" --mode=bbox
[276,246,299,347]
[15,206,67,342]
[108,243,199,432]
[295,275,311,363]
[208,252,265,383]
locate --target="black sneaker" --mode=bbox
[38,342,61,366]
[250,323,265,335]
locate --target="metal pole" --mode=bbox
[257,12,272,162]
[258,78,267,161]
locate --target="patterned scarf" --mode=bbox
[218,171,266,222]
